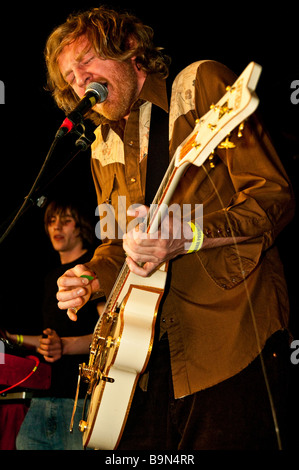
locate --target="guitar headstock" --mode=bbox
[174,61,262,168]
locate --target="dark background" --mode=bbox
[0,0,298,448]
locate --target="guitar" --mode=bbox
[71,61,262,449]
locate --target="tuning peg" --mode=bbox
[226,85,235,93]
[192,141,201,149]
[218,134,236,149]
[218,101,233,119]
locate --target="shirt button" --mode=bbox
[130,177,136,183]
[128,140,134,146]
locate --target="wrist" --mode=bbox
[60,337,68,355]
[6,332,23,346]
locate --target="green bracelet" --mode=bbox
[187,221,204,253]
[17,334,23,346]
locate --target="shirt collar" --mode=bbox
[138,73,168,113]
[100,73,168,140]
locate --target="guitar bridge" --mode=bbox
[69,361,109,433]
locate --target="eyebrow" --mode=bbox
[62,46,94,81]
[76,45,93,62]
[49,212,73,220]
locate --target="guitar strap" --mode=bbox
[144,84,170,206]
[138,82,171,393]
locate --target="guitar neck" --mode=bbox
[146,158,190,234]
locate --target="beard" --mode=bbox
[94,60,140,121]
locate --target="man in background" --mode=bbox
[6,199,100,449]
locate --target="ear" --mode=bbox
[126,36,141,70]
[126,34,138,53]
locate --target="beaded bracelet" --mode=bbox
[187,221,204,253]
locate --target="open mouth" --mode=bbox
[54,235,64,241]
[99,82,109,94]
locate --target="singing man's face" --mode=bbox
[57,35,144,121]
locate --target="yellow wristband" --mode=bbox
[187,221,204,253]
[17,334,23,346]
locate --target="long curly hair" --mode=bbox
[45,6,171,115]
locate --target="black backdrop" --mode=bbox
[0,0,298,448]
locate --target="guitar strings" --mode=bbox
[150,133,283,449]
[201,157,282,450]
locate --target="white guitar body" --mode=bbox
[83,265,167,450]
[73,62,262,450]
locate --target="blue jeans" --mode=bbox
[16,397,86,450]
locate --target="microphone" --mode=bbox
[56,82,108,138]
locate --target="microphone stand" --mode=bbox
[0,121,96,245]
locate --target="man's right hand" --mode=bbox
[56,264,100,321]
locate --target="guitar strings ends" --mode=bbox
[208,152,215,169]
[238,122,245,138]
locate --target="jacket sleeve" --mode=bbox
[85,240,126,300]
[85,157,127,300]
[192,61,295,288]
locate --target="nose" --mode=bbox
[73,64,92,92]
[53,217,63,230]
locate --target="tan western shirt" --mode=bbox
[87,60,295,398]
